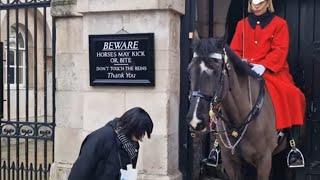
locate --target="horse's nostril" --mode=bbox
[190,132,196,138]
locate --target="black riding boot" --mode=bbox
[287,130,305,168]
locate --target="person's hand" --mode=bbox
[251,63,266,76]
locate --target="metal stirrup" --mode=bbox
[287,139,305,168]
[204,139,221,168]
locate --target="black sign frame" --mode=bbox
[89,33,155,86]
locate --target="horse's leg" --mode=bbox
[191,134,205,179]
[256,152,272,180]
[221,152,242,180]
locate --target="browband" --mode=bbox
[193,52,223,60]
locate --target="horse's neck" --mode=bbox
[222,64,259,125]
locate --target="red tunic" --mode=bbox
[230,16,305,129]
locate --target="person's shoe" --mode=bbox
[287,139,305,168]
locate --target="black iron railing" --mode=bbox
[0,161,51,180]
[0,0,50,10]
[0,0,55,180]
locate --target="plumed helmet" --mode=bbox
[248,0,275,13]
[252,0,265,5]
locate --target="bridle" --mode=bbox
[191,47,231,130]
[190,46,266,154]
[192,49,230,104]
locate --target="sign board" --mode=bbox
[89,33,155,86]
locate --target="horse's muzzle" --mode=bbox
[189,122,206,131]
[189,124,207,137]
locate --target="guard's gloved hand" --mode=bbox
[251,63,266,76]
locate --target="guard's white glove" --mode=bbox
[251,63,266,76]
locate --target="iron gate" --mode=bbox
[0,0,55,180]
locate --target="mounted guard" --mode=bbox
[230,0,306,168]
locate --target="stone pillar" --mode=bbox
[50,0,184,180]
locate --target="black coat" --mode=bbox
[68,120,138,180]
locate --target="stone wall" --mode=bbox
[50,0,184,179]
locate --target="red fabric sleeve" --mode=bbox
[259,21,289,73]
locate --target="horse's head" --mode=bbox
[186,33,230,132]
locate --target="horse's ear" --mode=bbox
[191,30,201,50]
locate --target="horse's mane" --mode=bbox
[224,45,260,78]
